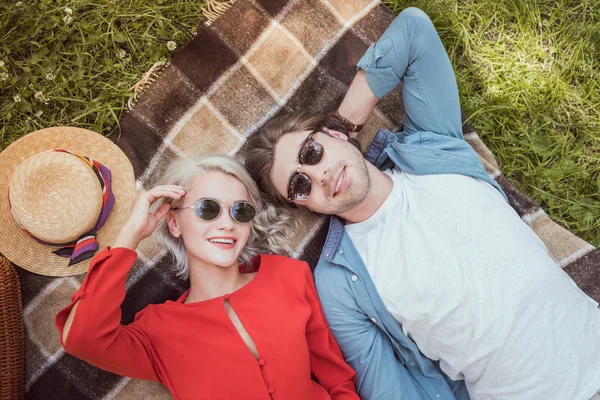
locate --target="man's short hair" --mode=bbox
[245,111,328,207]
[245,111,361,207]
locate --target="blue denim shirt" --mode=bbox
[313,129,508,400]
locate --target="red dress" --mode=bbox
[55,247,359,400]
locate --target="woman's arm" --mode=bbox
[56,184,186,381]
[303,264,360,399]
[55,245,161,381]
[61,224,141,343]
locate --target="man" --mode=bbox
[245,7,600,400]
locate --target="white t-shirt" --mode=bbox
[345,167,600,400]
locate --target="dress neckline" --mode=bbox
[166,254,266,307]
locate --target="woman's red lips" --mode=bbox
[207,237,237,249]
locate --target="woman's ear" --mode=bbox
[322,127,349,141]
[167,211,182,238]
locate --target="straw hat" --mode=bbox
[0,127,136,276]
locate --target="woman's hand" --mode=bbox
[113,185,186,250]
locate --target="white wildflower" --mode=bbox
[13,95,21,103]
[63,15,73,24]
[34,91,49,104]
[117,49,127,59]
[35,110,44,118]
[166,41,177,51]
[0,72,8,81]
[16,1,22,5]
[64,7,73,15]
[45,71,54,81]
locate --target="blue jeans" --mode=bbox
[357,7,464,140]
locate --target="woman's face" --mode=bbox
[168,171,253,270]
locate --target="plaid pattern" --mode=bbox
[16,0,599,398]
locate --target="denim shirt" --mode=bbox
[313,129,507,400]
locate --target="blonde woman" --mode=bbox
[55,154,359,400]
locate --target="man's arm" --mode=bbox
[336,70,379,139]
[315,272,430,399]
[339,7,468,142]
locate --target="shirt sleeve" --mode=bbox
[54,247,161,383]
[316,272,433,400]
[303,264,360,399]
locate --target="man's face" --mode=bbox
[270,130,370,215]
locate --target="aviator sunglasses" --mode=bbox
[172,198,257,223]
[287,130,325,203]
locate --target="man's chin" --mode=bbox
[306,196,361,216]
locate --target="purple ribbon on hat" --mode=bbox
[9,149,115,266]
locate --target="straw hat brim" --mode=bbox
[0,127,136,276]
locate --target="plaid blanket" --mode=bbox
[17,0,599,398]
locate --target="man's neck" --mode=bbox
[338,162,393,224]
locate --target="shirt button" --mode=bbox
[351,275,358,282]
[223,293,230,300]
[258,358,265,366]
[436,395,441,398]
[370,317,377,323]
[268,386,275,393]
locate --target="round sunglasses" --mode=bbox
[172,198,257,223]
[287,130,324,203]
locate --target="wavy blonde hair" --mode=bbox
[152,154,294,280]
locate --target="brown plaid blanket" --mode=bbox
[16,0,599,398]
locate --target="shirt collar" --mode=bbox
[365,129,393,165]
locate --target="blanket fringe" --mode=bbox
[128,61,168,109]
[202,0,236,26]
[127,1,235,108]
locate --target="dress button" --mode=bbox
[351,275,358,282]
[268,386,275,393]
[223,293,230,300]
[370,317,377,323]
[258,358,265,366]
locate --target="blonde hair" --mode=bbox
[152,154,294,280]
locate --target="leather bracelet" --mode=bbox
[330,111,364,133]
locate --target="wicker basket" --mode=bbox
[0,256,25,400]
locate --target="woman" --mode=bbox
[55,154,359,400]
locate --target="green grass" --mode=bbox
[0,0,205,145]
[1,0,599,246]
[385,0,600,246]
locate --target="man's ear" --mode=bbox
[167,211,182,238]
[322,127,349,141]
